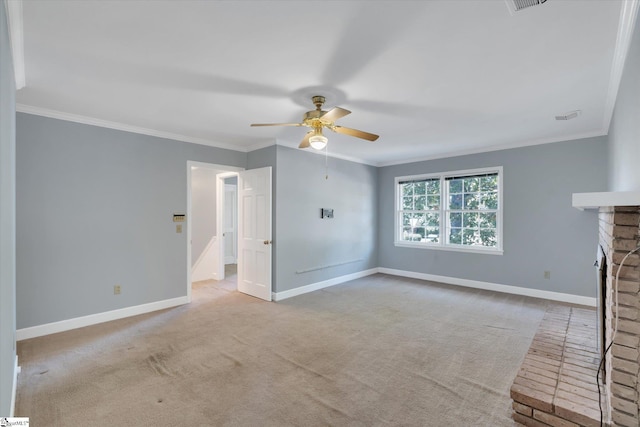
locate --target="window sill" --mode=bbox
[394,241,503,255]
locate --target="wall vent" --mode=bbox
[505,0,548,14]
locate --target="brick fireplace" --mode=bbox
[510,193,640,427]
[598,205,640,426]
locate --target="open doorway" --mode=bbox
[186,161,242,302]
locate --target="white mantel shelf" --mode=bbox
[572,191,640,210]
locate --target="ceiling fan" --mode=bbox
[250,96,379,150]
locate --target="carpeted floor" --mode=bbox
[16,273,557,426]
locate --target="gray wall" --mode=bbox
[247,145,277,171]
[274,146,378,293]
[191,167,218,265]
[16,113,246,328]
[608,15,640,191]
[0,0,17,415]
[378,137,608,298]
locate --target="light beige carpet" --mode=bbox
[16,273,555,426]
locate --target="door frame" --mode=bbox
[186,161,243,303]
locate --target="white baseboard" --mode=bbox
[272,268,379,301]
[16,296,189,341]
[272,267,596,306]
[10,355,19,417]
[15,269,594,340]
[378,268,596,307]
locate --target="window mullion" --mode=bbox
[440,176,446,245]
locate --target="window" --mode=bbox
[395,167,502,254]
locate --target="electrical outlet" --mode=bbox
[114,285,121,295]
[544,271,551,280]
[176,224,182,233]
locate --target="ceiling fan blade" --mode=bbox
[320,107,351,123]
[332,126,379,141]
[298,131,312,149]
[250,123,302,127]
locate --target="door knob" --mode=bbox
[263,240,272,245]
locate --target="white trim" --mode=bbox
[10,355,19,417]
[246,139,277,152]
[215,173,226,281]
[16,104,247,152]
[602,0,640,133]
[393,241,504,255]
[16,296,189,340]
[572,191,640,210]
[272,268,378,301]
[273,267,596,306]
[271,140,377,166]
[300,145,377,166]
[377,130,605,167]
[13,106,381,166]
[378,268,596,307]
[15,110,611,171]
[5,0,25,89]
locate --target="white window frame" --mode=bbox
[394,166,503,255]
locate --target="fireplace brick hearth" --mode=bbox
[510,306,601,427]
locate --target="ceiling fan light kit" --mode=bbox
[250,95,379,150]
[309,134,328,150]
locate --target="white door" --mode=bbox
[224,184,237,264]
[237,167,272,301]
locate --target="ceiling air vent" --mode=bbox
[505,0,548,14]
[555,110,581,121]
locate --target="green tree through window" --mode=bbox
[396,168,502,253]
[446,174,498,247]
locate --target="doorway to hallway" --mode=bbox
[186,161,273,302]
[187,161,241,302]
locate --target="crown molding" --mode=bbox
[5,0,25,89]
[246,138,377,166]
[16,104,248,152]
[16,104,374,165]
[15,107,608,169]
[318,149,377,166]
[277,140,377,166]
[376,129,606,167]
[246,139,277,152]
[602,0,640,132]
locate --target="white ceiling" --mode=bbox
[13,0,634,165]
